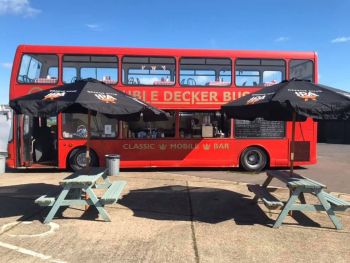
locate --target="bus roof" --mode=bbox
[15,44,317,60]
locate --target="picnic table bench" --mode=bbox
[35,167,127,224]
[248,170,350,230]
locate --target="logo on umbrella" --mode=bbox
[246,95,266,105]
[295,91,318,101]
[43,91,66,101]
[95,94,117,104]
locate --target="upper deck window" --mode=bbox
[122,56,176,86]
[289,60,314,81]
[235,59,285,87]
[180,58,232,86]
[17,54,58,84]
[63,55,118,84]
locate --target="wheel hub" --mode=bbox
[76,153,87,167]
[247,152,260,165]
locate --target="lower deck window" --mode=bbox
[62,113,118,139]
[234,118,285,138]
[124,112,175,139]
[179,111,231,138]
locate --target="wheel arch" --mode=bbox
[66,146,99,170]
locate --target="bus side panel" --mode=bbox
[57,139,152,169]
[58,136,315,169]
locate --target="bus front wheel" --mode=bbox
[68,147,98,172]
[240,147,267,173]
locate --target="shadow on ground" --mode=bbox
[0,183,108,223]
[0,183,321,228]
[119,185,322,228]
[118,185,276,226]
[0,183,61,221]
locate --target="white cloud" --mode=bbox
[0,0,41,17]
[86,24,101,31]
[275,36,289,42]
[331,36,350,43]
[1,62,12,69]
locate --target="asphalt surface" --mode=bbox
[160,143,350,193]
[0,170,349,263]
[0,143,349,262]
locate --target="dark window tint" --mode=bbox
[180,58,231,86]
[17,54,58,84]
[62,55,118,84]
[235,59,285,87]
[126,111,175,138]
[122,56,175,86]
[289,60,314,81]
[234,118,285,138]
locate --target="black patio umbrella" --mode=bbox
[221,79,350,174]
[10,78,169,121]
[10,78,169,167]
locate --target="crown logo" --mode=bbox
[43,91,65,101]
[95,94,117,104]
[203,144,211,150]
[159,144,167,151]
[247,95,265,105]
[295,91,318,101]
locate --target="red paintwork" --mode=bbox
[7,45,318,169]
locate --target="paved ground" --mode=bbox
[166,143,350,193]
[0,168,349,262]
[0,143,349,262]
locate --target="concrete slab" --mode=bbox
[1,208,195,263]
[187,180,350,263]
[0,171,349,262]
[193,218,350,263]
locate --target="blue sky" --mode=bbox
[0,0,349,104]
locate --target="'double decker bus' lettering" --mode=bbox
[7,45,317,172]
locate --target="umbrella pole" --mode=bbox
[86,109,91,171]
[290,111,296,176]
[84,110,91,211]
[287,111,297,217]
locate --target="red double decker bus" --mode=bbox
[7,45,318,172]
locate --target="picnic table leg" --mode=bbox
[298,192,306,204]
[85,187,111,222]
[44,187,70,224]
[102,171,111,184]
[253,175,273,203]
[273,188,301,228]
[94,171,112,189]
[316,190,342,230]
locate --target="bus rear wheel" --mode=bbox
[68,147,98,172]
[240,147,267,173]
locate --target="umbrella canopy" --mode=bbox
[10,78,169,121]
[222,79,350,122]
[221,79,350,174]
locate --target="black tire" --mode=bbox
[240,147,267,173]
[68,147,98,172]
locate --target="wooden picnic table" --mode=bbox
[35,167,127,224]
[248,170,350,230]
